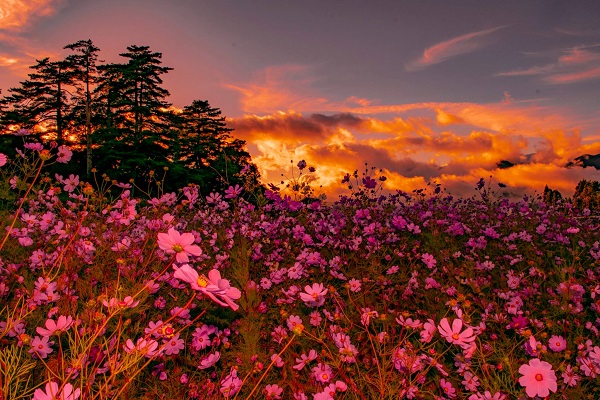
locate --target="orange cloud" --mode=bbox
[226,65,337,114]
[230,98,596,200]
[406,25,507,71]
[497,46,600,84]
[0,0,63,31]
[544,66,600,84]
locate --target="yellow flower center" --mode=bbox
[452,333,460,340]
[197,275,209,287]
[172,244,183,253]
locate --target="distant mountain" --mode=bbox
[567,154,600,170]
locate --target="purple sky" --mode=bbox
[1,0,600,197]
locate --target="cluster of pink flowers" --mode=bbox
[1,149,600,398]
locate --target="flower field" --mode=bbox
[1,144,600,399]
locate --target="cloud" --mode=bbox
[226,65,338,114]
[229,97,596,200]
[497,46,600,84]
[0,0,64,32]
[406,25,507,71]
[544,66,600,84]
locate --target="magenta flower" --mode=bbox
[220,368,243,397]
[163,333,185,355]
[437,317,477,348]
[56,145,73,163]
[32,381,80,400]
[0,153,7,167]
[299,283,327,307]
[36,315,73,337]
[173,264,241,311]
[157,228,202,263]
[518,358,557,398]
[198,351,221,369]
[264,383,284,399]
[124,338,161,358]
[548,335,567,352]
[29,336,54,359]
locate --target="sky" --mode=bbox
[1,0,600,199]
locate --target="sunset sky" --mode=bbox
[1,0,600,198]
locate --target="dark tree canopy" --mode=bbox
[0,40,261,197]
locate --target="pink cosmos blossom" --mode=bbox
[348,278,362,292]
[438,318,477,348]
[163,333,185,355]
[286,315,303,331]
[56,145,73,163]
[0,153,7,167]
[198,351,221,369]
[264,384,283,399]
[224,184,243,198]
[220,368,243,397]
[562,364,580,387]
[174,265,241,311]
[548,335,567,352]
[36,315,73,336]
[468,392,506,400]
[420,319,436,343]
[440,378,456,398]
[293,349,318,370]
[299,282,327,307]
[32,381,80,400]
[124,338,161,358]
[518,358,557,398]
[312,362,333,384]
[29,335,54,358]
[157,228,202,263]
[102,296,140,310]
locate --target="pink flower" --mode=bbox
[224,184,243,198]
[163,333,185,355]
[36,315,73,336]
[198,351,221,369]
[157,228,202,263]
[438,318,477,348]
[518,358,557,398]
[548,335,567,352]
[299,283,327,307]
[440,378,456,398]
[29,335,54,358]
[312,362,333,384]
[32,381,80,400]
[220,368,243,397]
[264,384,284,399]
[124,338,161,358]
[102,296,140,310]
[56,145,72,163]
[173,265,241,311]
[0,153,7,167]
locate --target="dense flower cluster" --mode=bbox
[1,143,600,399]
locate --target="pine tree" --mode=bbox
[93,45,173,189]
[64,39,101,179]
[2,58,75,143]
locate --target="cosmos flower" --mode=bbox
[299,283,327,307]
[548,335,567,352]
[36,315,73,337]
[0,153,7,167]
[173,264,241,311]
[437,318,477,348]
[32,381,80,400]
[56,145,73,163]
[518,358,557,398]
[157,228,202,263]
